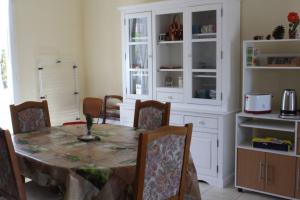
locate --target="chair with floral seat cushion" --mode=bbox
[102,95,123,124]
[0,128,27,200]
[133,100,171,130]
[10,101,51,134]
[135,124,193,200]
[0,128,62,200]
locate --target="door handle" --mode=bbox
[259,161,264,181]
[265,163,269,185]
[297,168,300,192]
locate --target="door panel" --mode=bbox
[297,139,300,155]
[265,153,296,198]
[191,133,217,177]
[125,12,152,99]
[237,149,265,191]
[296,158,300,199]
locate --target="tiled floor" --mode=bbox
[199,182,286,200]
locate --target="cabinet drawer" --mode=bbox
[184,115,218,129]
[157,92,183,103]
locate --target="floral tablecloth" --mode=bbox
[12,124,201,200]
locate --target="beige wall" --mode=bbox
[241,0,300,40]
[13,0,85,103]
[13,0,300,101]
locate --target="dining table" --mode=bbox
[12,124,201,200]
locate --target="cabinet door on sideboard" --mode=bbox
[265,153,296,198]
[237,149,265,191]
[191,133,218,177]
[296,158,300,199]
[297,139,300,155]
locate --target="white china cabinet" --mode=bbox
[119,0,240,187]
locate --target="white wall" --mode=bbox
[13,0,85,103]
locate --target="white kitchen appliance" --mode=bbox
[244,93,272,114]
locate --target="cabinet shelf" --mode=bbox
[237,142,295,157]
[193,33,216,37]
[239,119,295,132]
[192,38,217,43]
[244,39,300,43]
[193,75,216,78]
[158,68,183,72]
[129,68,148,72]
[192,69,216,73]
[158,40,183,45]
[237,112,300,122]
[245,66,300,70]
[128,41,148,45]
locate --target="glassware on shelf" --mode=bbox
[192,72,216,99]
[192,10,217,40]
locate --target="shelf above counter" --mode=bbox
[239,119,295,132]
[237,112,300,122]
[244,39,300,44]
[237,142,296,157]
[245,66,300,70]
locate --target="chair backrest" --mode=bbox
[10,100,51,134]
[135,124,193,200]
[83,97,103,118]
[102,95,123,124]
[133,100,170,130]
[0,128,27,200]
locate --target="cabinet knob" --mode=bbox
[168,96,173,99]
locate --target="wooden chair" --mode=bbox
[133,100,171,130]
[10,101,51,134]
[83,97,103,123]
[0,128,62,200]
[135,124,193,200]
[102,95,123,124]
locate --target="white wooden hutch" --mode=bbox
[119,0,240,187]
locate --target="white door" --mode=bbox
[38,61,80,126]
[124,12,152,100]
[186,4,222,105]
[191,132,218,178]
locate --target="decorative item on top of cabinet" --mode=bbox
[287,12,300,39]
[272,25,285,39]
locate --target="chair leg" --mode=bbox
[97,118,100,124]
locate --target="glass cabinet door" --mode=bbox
[125,13,152,99]
[189,5,221,104]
